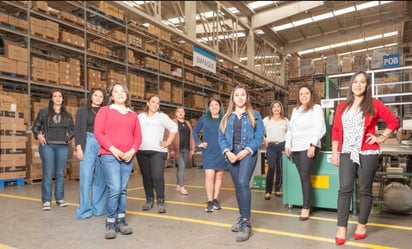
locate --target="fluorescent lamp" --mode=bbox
[312,12,334,22]
[292,18,313,27]
[248,1,273,10]
[383,31,398,37]
[356,1,379,11]
[347,38,365,45]
[334,6,356,16]
[365,34,383,41]
[272,23,294,32]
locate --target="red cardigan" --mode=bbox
[331,99,399,152]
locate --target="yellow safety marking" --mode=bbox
[0,244,17,249]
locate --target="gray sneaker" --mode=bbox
[105,222,117,239]
[56,200,68,207]
[231,217,241,232]
[116,217,133,235]
[142,198,154,211]
[212,199,221,210]
[42,201,51,211]
[205,201,214,212]
[236,219,252,242]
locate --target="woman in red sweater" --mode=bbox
[94,83,142,239]
[331,71,399,245]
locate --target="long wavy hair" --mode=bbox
[47,89,70,119]
[269,100,286,119]
[143,95,160,113]
[87,88,107,108]
[297,84,319,112]
[343,71,374,117]
[204,97,224,122]
[220,85,255,133]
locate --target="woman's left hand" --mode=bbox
[365,133,381,145]
[236,149,250,161]
[121,149,136,163]
[307,146,316,158]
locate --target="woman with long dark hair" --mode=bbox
[192,97,227,212]
[332,71,398,245]
[74,88,107,219]
[32,89,74,210]
[284,85,326,221]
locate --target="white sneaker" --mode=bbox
[42,201,51,211]
[56,200,68,207]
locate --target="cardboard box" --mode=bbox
[0,56,17,74]
[4,42,29,62]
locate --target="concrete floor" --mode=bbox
[0,167,411,249]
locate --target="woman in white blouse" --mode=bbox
[285,85,326,221]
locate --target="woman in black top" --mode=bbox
[74,88,107,219]
[32,89,74,211]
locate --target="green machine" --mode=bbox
[282,151,352,211]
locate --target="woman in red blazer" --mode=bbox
[331,71,399,245]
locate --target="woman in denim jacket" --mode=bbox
[218,86,264,242]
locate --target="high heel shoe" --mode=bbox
[335,227,347,245]
[353,226,367,240]
[298,208,311,221]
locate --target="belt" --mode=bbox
[268,141,284,145]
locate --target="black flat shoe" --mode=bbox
[274,192,283,197]
[299,216,309,221]
[264,194,271,200]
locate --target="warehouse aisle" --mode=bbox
[0,167,411,249]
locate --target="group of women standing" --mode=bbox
[31,70,398,244]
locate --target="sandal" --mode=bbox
[176,185,181,192]
[179,186,189,195]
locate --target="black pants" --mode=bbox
[265,142,285,193]
[136,150,168,201]
[292,149,319,209]
[337,153,378,227]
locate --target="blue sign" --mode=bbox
[193,45,216,73]
[382,54,400,68]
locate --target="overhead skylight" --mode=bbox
[227,7,240,14]
[247,1,275,10]
[272,1,392,32]
[255,29,265,35]
[298,31,398,55]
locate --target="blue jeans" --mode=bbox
[100,155,134,220]
[226,144,257,219]
[75,132,107,219]
[39,143,69,203]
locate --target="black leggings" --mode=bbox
[292,149,318,209]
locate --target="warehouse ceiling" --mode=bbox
[116,1,412,83]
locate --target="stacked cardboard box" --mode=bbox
[128,74,145,99]
[99,1,124,20]
[102,70,126,87]
[341,56,354,73]
[87,69,106,90]
[288,57,300,78]
[0,94,27,180]
[171,86,183,105]
[159,80,171,102]
[326,55,340,75]
[31,57,47,81]
[313,59,325,75]
[314,81,326,99]
[128,33,142,48]
[300,58,313,77]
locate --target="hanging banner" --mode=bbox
[193,45,216,74]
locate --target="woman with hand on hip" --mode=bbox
[332,71,398,245]
[263,100,288,200]
[284,85,326,221]
[74,88,107,219]
[94,83,142,239]
[192,97,227,212]
[218,86,264,242]
[137,95,177,214]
